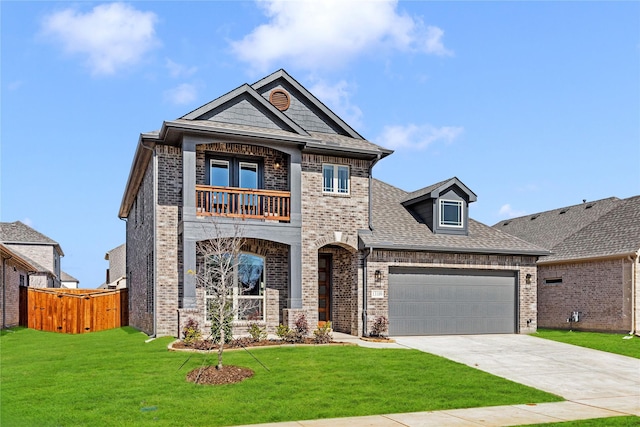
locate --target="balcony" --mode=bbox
[196,185,290,222]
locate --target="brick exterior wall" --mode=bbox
[127,157,155,335]
[300,154,371,329]
[5,244,60,285]
[538,258,634,333]
[0,258,29,327]
[367,250,538,334]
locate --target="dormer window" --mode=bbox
[439,200,463,228]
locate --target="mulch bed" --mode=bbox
[186,365,254,385]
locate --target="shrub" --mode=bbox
[247,322,267,342]
[293,313,309,342]
[182,318,202,346]
[313,322,332,344]
[370,316,389,337]
[276,324,296,342]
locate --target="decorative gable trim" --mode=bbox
[181,83,308,136]
[251,69,364,140]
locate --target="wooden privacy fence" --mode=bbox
[19,288,128,334]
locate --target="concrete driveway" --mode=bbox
[394,334,640,415]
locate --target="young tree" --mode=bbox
[190,223,244,370]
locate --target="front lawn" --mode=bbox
[522,416,640,426]
[534,329,640,359]
[1,327,561,427]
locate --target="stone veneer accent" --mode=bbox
[538,258,635,333]
[300,154,371,329]
[367,250,538,334]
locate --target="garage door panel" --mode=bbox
[388,268,516,336]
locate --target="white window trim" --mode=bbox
[322,164,350,195]
[239,161,259,189]
[439,199,464,228]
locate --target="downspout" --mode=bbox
[363,154,382,336]
[629,251,638,336]
[2,254,9,329]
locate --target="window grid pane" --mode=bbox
[337,166,349,193]
[440,200,463,227]
[323,165,334,192]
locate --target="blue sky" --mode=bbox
[2,1,639,288]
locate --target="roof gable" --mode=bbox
[0,221,63,256]
[251,69,363,139]
[401,177,478,206]
[181,83,308,135]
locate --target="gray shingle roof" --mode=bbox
[493,197,621,249]
[0,221,60,246]
[541,196,640,262]
[493,196,640,263]
[60,271,79,282]
[360,179,549,255]
[401,177,477,205]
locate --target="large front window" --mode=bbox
[323,164,349,194]
[439,199,463,228]
[205,253,265,322]
[209,158,260,189]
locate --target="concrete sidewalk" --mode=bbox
[238,334,640,427]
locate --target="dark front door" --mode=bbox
[318,254,331,327]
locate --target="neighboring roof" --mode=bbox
[0,221,64,256]
[540,196,640,263]
[493,197,621,250]
[0,243,37,272]
[60,271,79,283]
[401,177,478,206]
[494,196,640,264]
[105,243,126,260]
[360,179,549,256]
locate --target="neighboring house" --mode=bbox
[0,221,64,288]
[119,69,548,338]
[60,271,80,289]
[0,243,36,328]
[100,244,126,290]
[494,196,640,334]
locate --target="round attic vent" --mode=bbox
[269,89,290,111]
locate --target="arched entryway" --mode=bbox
[317,244,358,334]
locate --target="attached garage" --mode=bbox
[388,268,518,336]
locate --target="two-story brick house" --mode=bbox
[120,69,548,338]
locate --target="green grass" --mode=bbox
[522,416,640,426]
[1,327,562,426]
[534,329,640,359]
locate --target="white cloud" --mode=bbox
[376,124,463,150]
[41,2,159,76]
[230,0,453,73]
[164,83,197,105]
[22,217,34,227]
[165,58,198,78]
[309,79,363,129]
[8,81,23,91]
[498,204,527,219]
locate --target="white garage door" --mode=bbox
[388,268,517,336]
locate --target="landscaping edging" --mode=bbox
[168,340,356,353]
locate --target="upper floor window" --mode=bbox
[322,164,349,195]
[209,158,260,189]
[439,199,463,228]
